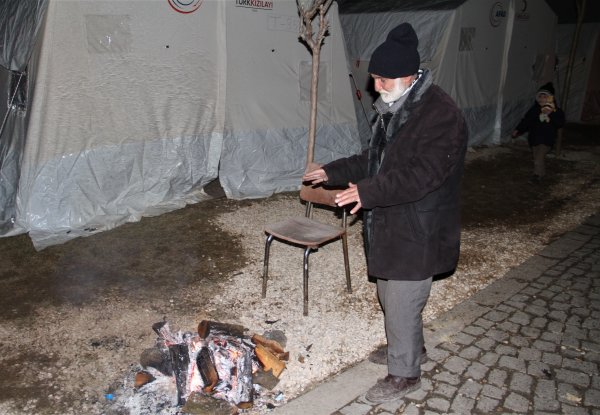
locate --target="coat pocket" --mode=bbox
[380,207,420,243]
[410,205,439,238]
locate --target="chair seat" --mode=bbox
[262,184,352,315]
[265,217,345,247]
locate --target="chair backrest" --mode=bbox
[299,184,340,207]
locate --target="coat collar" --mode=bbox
[373,68,433,140]
[373,69,431,113]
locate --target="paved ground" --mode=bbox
[275,211,600,415]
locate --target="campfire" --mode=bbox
[131,319,289,413]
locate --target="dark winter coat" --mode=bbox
[515,103,565,147]
[323,70,468,281]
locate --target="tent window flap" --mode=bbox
[8,70,28,111]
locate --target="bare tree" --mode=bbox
[297,0,333,167]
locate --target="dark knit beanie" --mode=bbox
[368,23,420,78]
[537,82,555,96]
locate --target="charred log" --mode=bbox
[197,320,246,339]
[181,392,234,415]
[234,344,253,407]
[152,321,181,344]
[209,336,255,406]
[169,343,190,406]
[197,347,219,393]
[262,329,287,348]
[253,368,280,390]
[140,346,173,376]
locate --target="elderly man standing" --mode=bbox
[303,22,468,402]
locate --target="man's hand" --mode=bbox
[302,162,328,184]
[334,182,362,214]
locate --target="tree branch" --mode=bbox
[296,0,334,166]
[298,0,332,52]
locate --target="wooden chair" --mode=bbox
[262,184,352,316]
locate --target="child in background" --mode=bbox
[512,82,565,184]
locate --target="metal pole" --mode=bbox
[0,73,23,141]
[556,0,586,157]
[561,0,587,113]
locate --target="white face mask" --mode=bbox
[379,78,408,103]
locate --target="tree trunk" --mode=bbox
[307,47,321,166]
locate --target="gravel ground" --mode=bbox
[208,144,599,411]
[0,135,598,415]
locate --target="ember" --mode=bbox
[130,320,288,412]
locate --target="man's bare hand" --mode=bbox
[334,182,362,214]
[302,162,328,184]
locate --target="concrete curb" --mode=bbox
[271,361,386,415]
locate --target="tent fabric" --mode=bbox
[0,69,31,235]
[220,0,359,198]
[1,0,360,249]
[221,124,359,199]
[0,0,48,71]
[14,0,227,249]
[339,0,558,146]
[556,22,600,121]
[337,0,467,14]
[6,0,588,250]
[0,1,48,235]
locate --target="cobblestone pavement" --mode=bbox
[276,212,600,415]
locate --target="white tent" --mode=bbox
[339,0,558,147]
[0,0,360,249]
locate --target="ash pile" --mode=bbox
[107,320,288,415]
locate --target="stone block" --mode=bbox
[504,392,530,412]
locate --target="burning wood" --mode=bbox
[134,371,156,388]
[169,343,191,406]
[197,347,219,392]
[205,334,254,406]
[197,319,247,339]
[140,343,173,376]
[138,320,288,410]
[252,334,289,362]
[254,344,286,378]
[252,368,281,390]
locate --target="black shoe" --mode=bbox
[368,345,428,365]
[365,374,421,403]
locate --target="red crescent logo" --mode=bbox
[168,0,203,14]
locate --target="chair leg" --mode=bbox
[303,247,312,316]
[342,233,352,293]
[262,234,274,298]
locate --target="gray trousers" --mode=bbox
[532,144,551,177]
[377,277,433,378]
